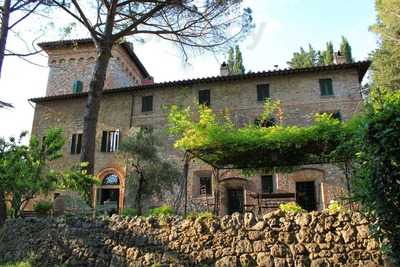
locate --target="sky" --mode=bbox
[0,0,378,139]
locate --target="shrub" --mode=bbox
[279,202,305,213]
[186,211,215,221]
[148,205,174,217]
[121,207,138,217]
[326,200,346,214]
[33,201,53,215]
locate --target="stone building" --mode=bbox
[29,39,370,215]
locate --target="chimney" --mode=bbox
[142,76,154,85]
[220,62,230,76]
[333,51,346,64]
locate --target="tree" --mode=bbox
[370,0,400,92]
[287,44,317,68]
[0,128,64,220]
[351,92,400,265]
[0,0,54,78]
[52,0,253,178]
[323,41,334,65]
[227,45,245,74]
[119,128,182,215]
[340,36,353,63]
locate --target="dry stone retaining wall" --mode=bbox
[0,211,383,266]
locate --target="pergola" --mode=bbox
[181,136,350,215]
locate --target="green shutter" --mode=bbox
[72,80,83,93]
[319,79,333,96]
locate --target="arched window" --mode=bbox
[102,173,119,185]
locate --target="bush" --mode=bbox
[279,202,305,213]
[33,201,53,215]
[121,207,138,217]
[186,211,215,221]
[148,205,174,217]
[326,200,346,214]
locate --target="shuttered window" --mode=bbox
[142,95,153,112]
[257,84,270,101]
[199,176,212,195]
[261,175,274,194]
[199,90,211,106]
[101,130,120,152]
[319,79,334,96]
[70,133,82,154]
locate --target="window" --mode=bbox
[261,175,274,194]
[255,117,276,128]
[257,84,270,101]
[70,133,82,154]
[142,95,153,112]
[199,89,210,106]
[101,130,120,152]
[319,79,334,96]
[72,80,83,93]
[199,176,212,195]
[102,173,120,185]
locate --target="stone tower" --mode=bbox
[39,39,151,96]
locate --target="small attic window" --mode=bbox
[72,80,83,93]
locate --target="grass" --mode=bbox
[0,261,32,267]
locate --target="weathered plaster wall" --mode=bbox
[0,211,383,266]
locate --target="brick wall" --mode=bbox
[31,67,363,214]
[44,44,145,96]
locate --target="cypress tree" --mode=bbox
[340,36,353,63]
[324,41,334,65]
[227,47,235,74]
[234,45,245,74]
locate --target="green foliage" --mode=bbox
[148,205,175,217]
[0,261,32,267]
[323,42,334,65]
[58,162,99,205]
[340,36,353,63]
[227,45,245,74]
[0,128,64,218]
[279,202,305,213]
[370,0,400,95]
[33,201,53,215]
[186,211,215,221]
[121,207,138,217]
[325,200,346,214]
[120,128,182,215]
[168,103,356,171]
[351,91,400,263]
[287,38,352,68]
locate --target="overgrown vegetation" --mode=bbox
[148,205,175,217]
[120,128,182,215]
[168,102,354,171]
[32,201,53,215]
[186,211,216,221]
[279,202,305,214]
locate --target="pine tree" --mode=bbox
[371,0,400,91]
[340,36,353,63]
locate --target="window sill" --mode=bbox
[320,95,335,98]
[141,111,153,114]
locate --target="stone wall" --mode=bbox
[31,67,364,213]
[0,211,383,266]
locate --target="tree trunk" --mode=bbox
[0,0,11,78]
[135,172,145,215]
[0,192,6,226]
[80,44,112,176]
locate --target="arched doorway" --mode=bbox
[95,167,125,214]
